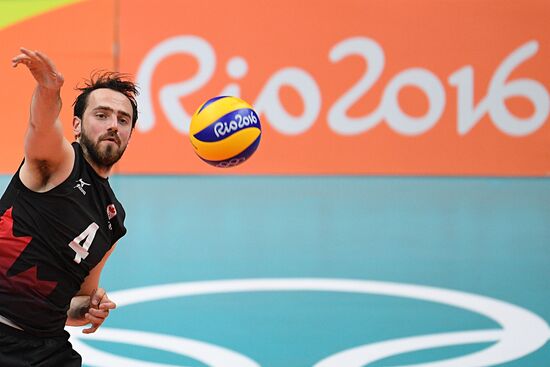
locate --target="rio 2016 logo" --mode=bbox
[69,278,550,366]
[135,36,549,138]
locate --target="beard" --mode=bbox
[79,127,127,170]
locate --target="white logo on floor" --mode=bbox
[68,278,550,367]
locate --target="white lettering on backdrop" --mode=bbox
[136,36,549,137]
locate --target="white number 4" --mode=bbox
[69,223,99,264]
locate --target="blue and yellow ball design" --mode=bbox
[189,96,261,168]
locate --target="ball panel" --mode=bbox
[192,108,260,142]
[199,134,261,168]
[196,95,229,114]
[191,127,261,161]
[190,96,253,135]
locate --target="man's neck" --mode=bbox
[79,143,112,179]
[86,158,111,179]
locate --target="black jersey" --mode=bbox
[0,142,126,337]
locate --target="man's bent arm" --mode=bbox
[66,245,117,333]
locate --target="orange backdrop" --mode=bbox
[1,0,549,175]
[0,0,115,173]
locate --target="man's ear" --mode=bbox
[73,117,82,140]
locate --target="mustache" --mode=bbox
[99,132,121,145]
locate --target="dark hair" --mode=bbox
[73,71,139,128]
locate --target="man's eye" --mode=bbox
[96,113,106,119]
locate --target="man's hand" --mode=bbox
[82,288,117,334]
[12,47,64,90]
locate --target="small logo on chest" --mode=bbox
[74,178,91,195]
[107,204,117,220]
[107,204,117,231]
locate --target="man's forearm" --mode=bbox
[29,86,62,131]
[66,295,91,326]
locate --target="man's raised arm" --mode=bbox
[12,48,74,191]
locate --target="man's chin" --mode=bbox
[80,134,125,169]
[100,148,125,166]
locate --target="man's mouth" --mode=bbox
[101,136,120,145]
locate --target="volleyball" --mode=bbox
[189,96,262,168]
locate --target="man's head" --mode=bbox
[72,72,139,171]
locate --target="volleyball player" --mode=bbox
[0,48,138,366]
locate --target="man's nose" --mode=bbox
[107,116,119,131]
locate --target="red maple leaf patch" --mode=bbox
[0,207,57,297]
